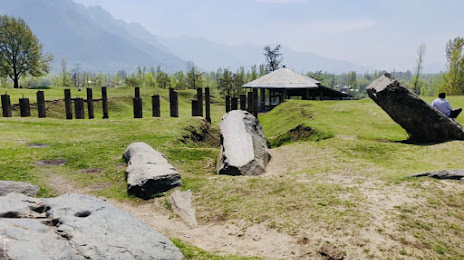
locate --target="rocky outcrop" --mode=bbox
[367,74,464,142]
[168,190,198,227]
[410,169,464,180]
[123,142,182,199]
[0,193,183,260]
[217,110,271,176]
[0,181,39,196]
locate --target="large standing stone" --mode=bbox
[123,142,182,199]
[0,193,183,260]
[0,181,39,196]
[367,73,464,142]
[217,110,271,175]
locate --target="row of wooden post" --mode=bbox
[1,87,212,122]
[225,89,258,118]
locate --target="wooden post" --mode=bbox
[252,89,258,118]
[192,100,200,116]
[303,89,310,100]
[196,88,203,117]
[231,97,238,110]
[225,95,231,112]
[260,88,265,111]
[320,90,324,101]
[205,87,211,123]
[1,94,12,117]
[102,87,109,119]
[152,95,160,117]
[19,98,31,117]
[36,91,46,118]
[240,94,246,110]
[74,98,85,119]
[169,88,178,117]
[135,87,140,99]
[86,88,94,119]
[247,92,253,114]
[133,97,143,118]
[283,89,288,101]
[64,89,72,120]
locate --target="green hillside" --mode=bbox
[1,89,463,259]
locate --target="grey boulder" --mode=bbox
[217,110,271,176]
[0,181,39,196]
[367,73,464,142]
[123,142,182,199]
[0,193,183,260]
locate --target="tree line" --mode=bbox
[1,14,464,98]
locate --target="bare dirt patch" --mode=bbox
[35,159,67,166]
[28,143,49,148]
[78,168,104,175]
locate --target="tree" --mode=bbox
[155,67,171,89]
[0,15,53,88]
[443,37,464,95]
[185,61,203,89]
[71,64,83,91]
[411,43,426,95]
[218,69,233,97]
[60,57,71,88]
[263,44,283,72]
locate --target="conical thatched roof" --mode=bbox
[243,68,320,89]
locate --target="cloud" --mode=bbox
[256,0,306,3]
[299,19,377,33]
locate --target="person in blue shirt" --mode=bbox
[431,92,462,119]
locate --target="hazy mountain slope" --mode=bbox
[159,36,370,73]
[0,0,185,72]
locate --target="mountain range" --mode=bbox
[0,0,371,74]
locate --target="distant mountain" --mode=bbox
[158,36,371,74]
[0,0,186,73]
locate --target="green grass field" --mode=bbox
[1,86,463,259]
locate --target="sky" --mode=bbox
[73,0,464,73]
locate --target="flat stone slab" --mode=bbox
[0,181,39,196]
[367,74,464,142]
[123,142,182,199]
[410,169,464,180]
[0,193,183,259]
[217,110,271,176]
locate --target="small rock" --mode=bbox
[28,143,49,148]
[0,181,39,196]
[169,190,198,227]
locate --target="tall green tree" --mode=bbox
[443,37,464,95]
[0,15,53,88]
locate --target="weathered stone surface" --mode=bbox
[410,169,464,180]
[169,190,198,227]
[0,193,183,260]
[367,74,464,142]
[0,181,39,196]
[123,142,182,199]
[217,110,271,175]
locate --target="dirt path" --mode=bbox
[46,174,311,259]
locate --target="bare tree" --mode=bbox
[71,63,82,91]
[412,43,426,94]
[263,44,283,72]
